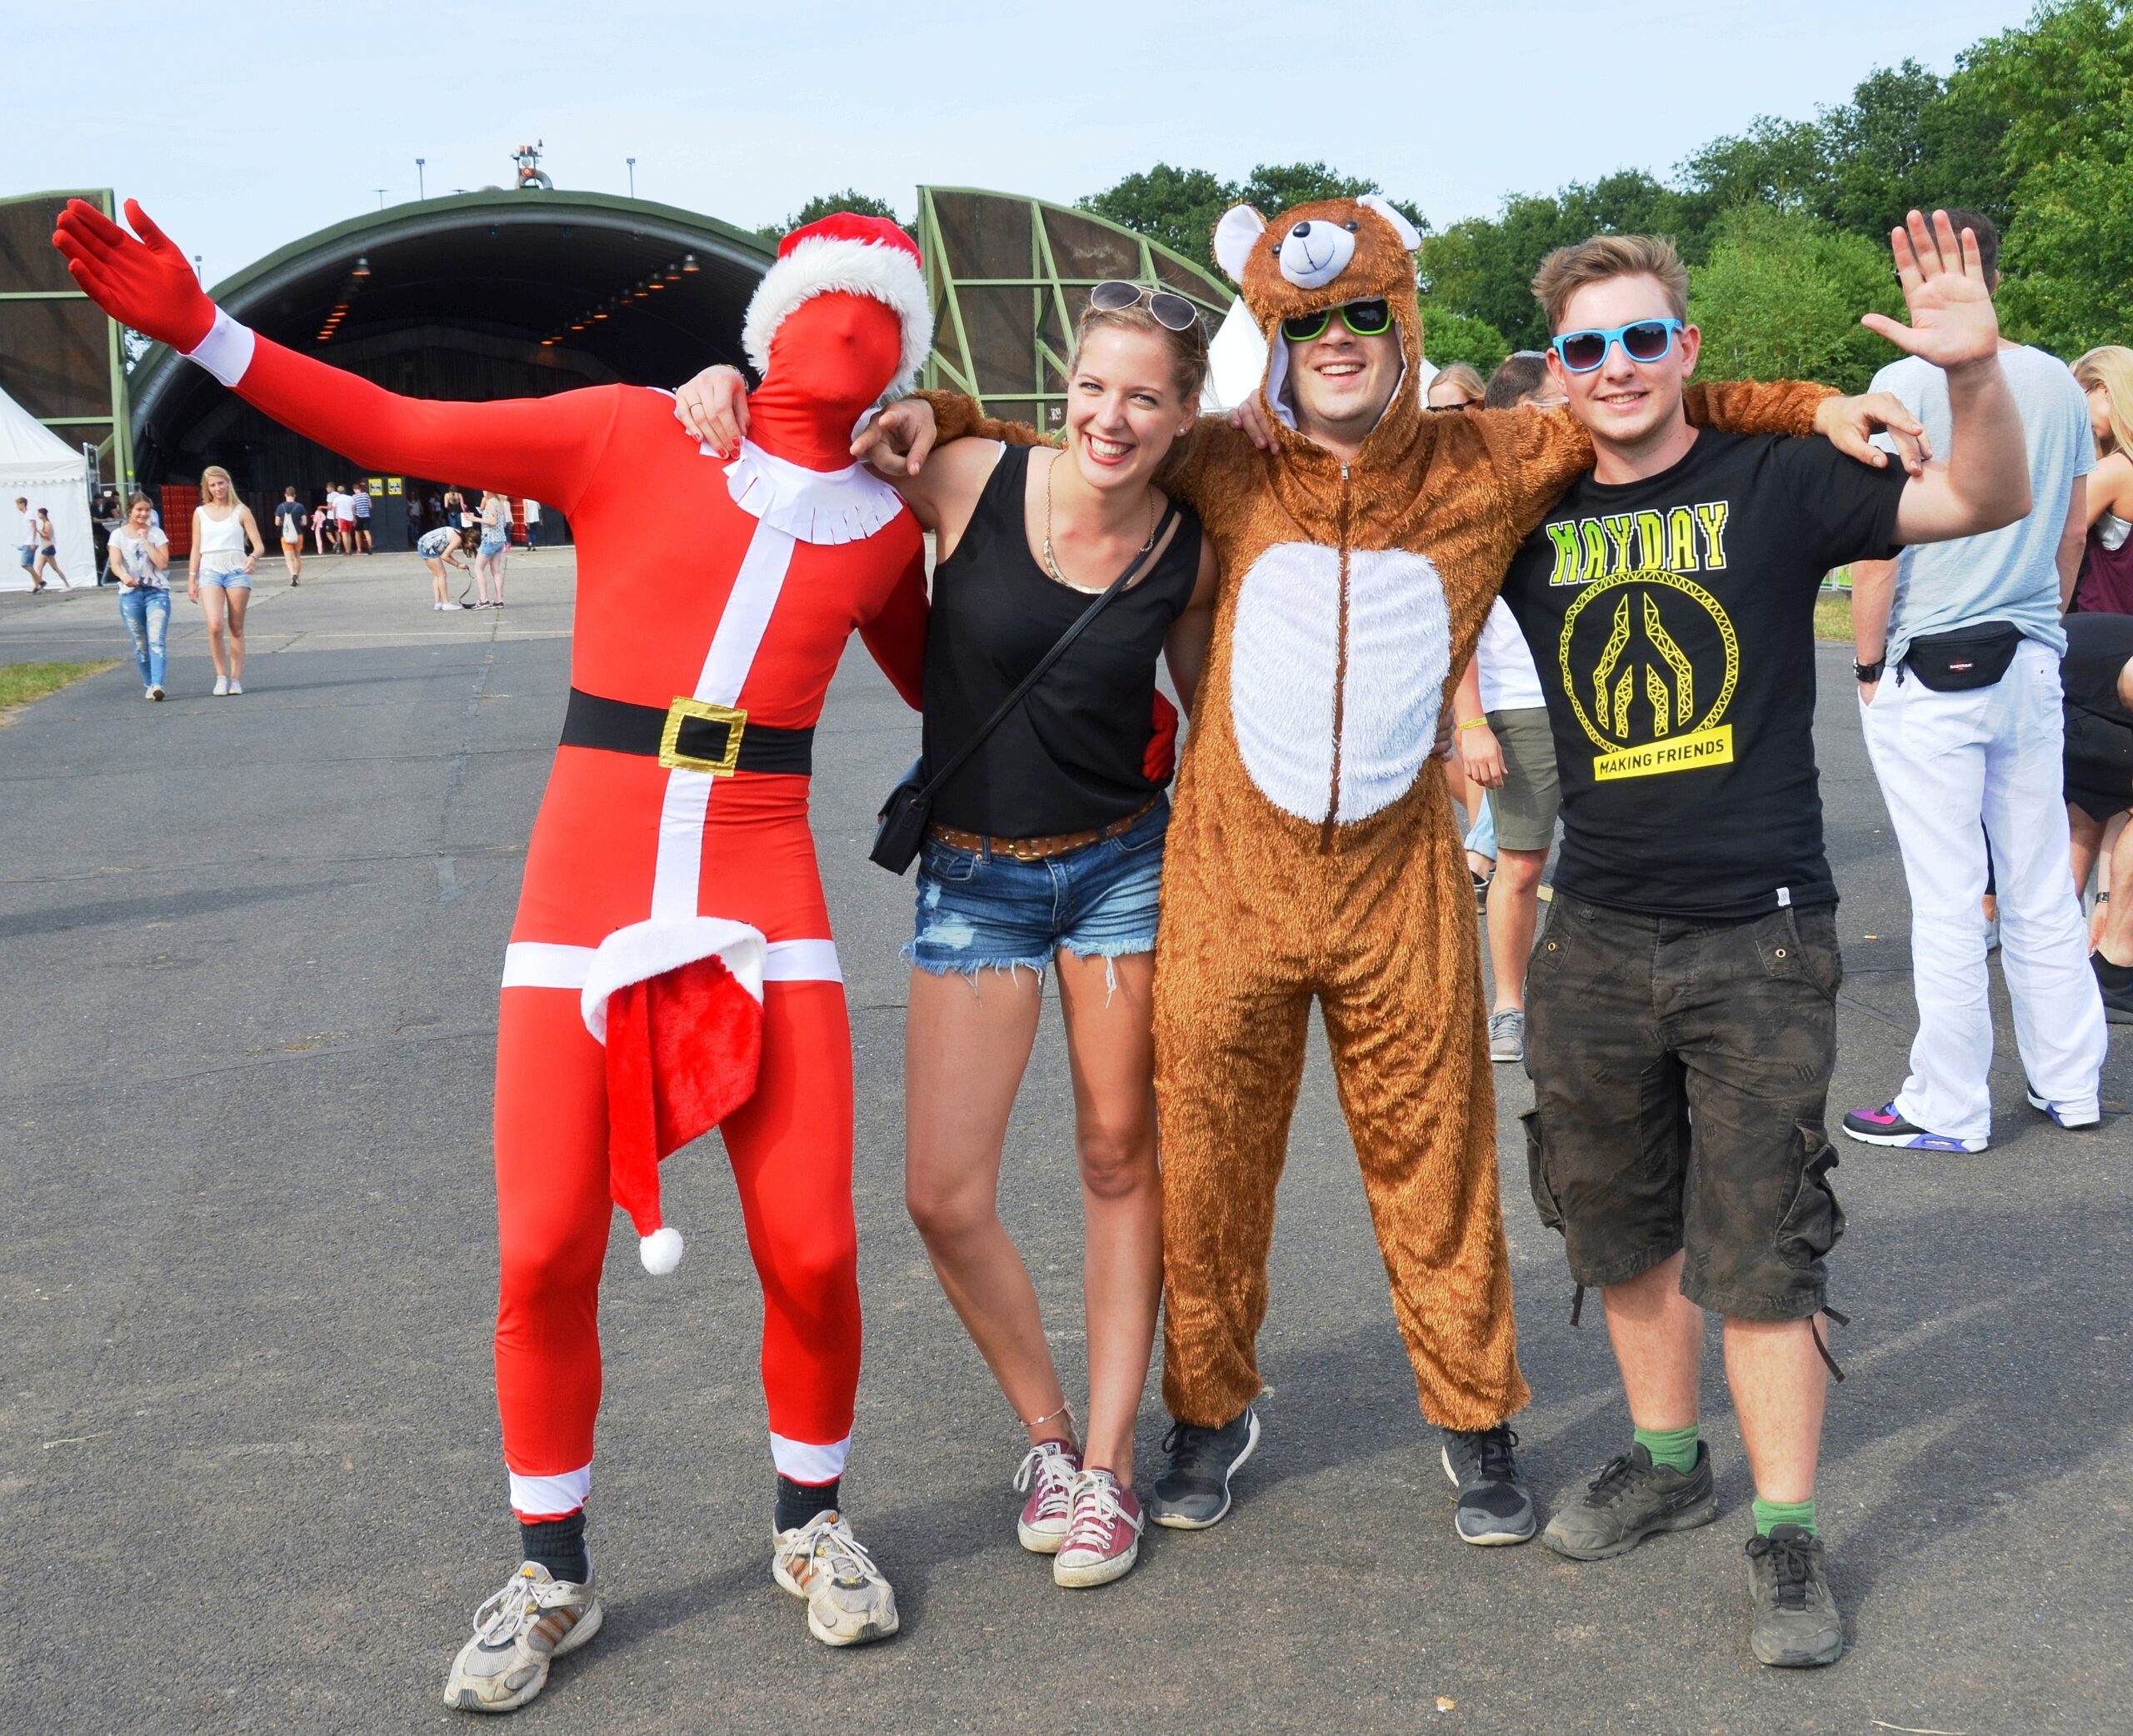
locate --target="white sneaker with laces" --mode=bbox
[1053,1467,1145,1588]
[1013,1439,1081,1554]
[442,1561,602,1714]
[212,675,229,696]
[227,680,242,695]
[772,1509,899,1646]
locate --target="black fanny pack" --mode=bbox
[1902,621,2025,692]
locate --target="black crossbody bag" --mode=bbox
[870,504,1179,875]
[1902,619,2026,691]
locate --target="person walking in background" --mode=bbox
[522,496,542,551]
[309,496,329,556]
[1426,362,1486,411]
[189,465,265,696]
[1448,351,1570,1063]
[2071,347,2133,614]
[30,507,70,589]
[15,496,37,588]
[1846,209,2107,1151]
[417,522,472,609]
[332,481,356,554]
[107,493,172,699]
[272,485,306,585]
[351,478,373,552]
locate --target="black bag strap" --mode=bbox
[916,502,1180,802]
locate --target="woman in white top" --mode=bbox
[189,465,266,696]
[30,507,69,589]
[107,493,172,699]
[473,490,510,608]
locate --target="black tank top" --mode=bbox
[922,444,1202,837]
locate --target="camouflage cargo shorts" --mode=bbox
[1522,895,1846,1322]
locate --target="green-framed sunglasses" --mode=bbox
[1280,297,1396,342]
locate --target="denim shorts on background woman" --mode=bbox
[907,796,1168,979]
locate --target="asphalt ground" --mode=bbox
[2,551,2128,1736]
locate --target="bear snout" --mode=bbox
[1277,221,1356,290]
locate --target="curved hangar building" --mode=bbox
[0,184,1231,548]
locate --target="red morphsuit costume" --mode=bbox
[57,201,934,1522]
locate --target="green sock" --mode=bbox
[1752,1496,1816,1537]
[1632,1423,1701,1474]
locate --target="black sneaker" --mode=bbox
[1441,1424,1535,1544]
[2092,952,2133,1025]
[1149,1406,1260,1530]
[1745,1525,1844,1667]
[1541,1442,1717,1560]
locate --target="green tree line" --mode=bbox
[771,1,2130,389]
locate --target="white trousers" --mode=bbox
[1861,638,2106,1138]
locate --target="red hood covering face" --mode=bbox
[747,292,904,470]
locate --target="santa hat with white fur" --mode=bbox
[741,212,932,399]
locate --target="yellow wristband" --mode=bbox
[1456,717,1489,731]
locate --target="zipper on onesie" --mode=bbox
[1321,461,1352,853]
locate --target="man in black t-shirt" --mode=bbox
[1501,216,2031,1669]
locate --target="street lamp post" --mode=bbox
[416,157,426,200]
[627,157,637,198]
[375,188,389,211]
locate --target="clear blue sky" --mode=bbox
[12,1,2036,285]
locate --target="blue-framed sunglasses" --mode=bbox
[1550,317,1685,373]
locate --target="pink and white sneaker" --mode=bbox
[1053,1468,1144,1589]
[1013,1439,1081,1554]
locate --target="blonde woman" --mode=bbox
[2072,347,2133,615]
[1425,360,1486,410]
[473,490,510,607]
[188,466,266,696]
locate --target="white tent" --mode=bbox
[0,383,95,591]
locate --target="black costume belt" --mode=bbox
[559,686,813,776]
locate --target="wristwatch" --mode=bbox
[1852,656,1886,683]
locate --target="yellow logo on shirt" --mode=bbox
[1557,566,1741,781]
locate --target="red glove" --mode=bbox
[52,198,217,353]
[1144,690,1180,786]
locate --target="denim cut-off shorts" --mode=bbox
[907,796,1168,981]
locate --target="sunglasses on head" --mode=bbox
[1088,280,1202,332]
[1549,317,1684,373]
[1280,298,1396,343]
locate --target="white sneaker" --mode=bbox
[772,1510,899,1646]
[442,1561,602,1714]
[227,680,242,696]
[212,676,229,696]
[1013,1439,1081,1554]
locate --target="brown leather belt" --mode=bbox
[927,797,1157,863]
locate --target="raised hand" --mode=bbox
[52,199,217,353]
[1861,209,2002,373]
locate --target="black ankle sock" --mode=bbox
[2096,952,2133,990]
[518,1509,589,1584]
[776,1474,840,1534]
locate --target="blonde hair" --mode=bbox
[2074,346,2133,456]
[1427,362,1486,404]
[1072,293,1211,407]
[199,464,237,504]
[1531,234,1689,337]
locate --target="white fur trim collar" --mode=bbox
[579,915,766,1045]
[722,440,906,546]
[742,233,933,400]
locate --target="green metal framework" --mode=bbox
[917,187,1231,430]
[0,188,132,483]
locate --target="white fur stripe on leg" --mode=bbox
[764,938,842,983]
[502,941,596,990]
[771,1432,851,1484]
[509,1464,592,1520]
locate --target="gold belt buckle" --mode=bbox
[658,696,747,776]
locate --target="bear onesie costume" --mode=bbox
[927,195,1831,1444]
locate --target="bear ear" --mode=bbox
[1212,205,1268,285]
[1357,193,1422,252]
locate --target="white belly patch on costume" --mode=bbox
[1226,541,1452,825]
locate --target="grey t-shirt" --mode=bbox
[1873,347,2096,668]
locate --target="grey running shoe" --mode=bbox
[1488,1007,1525,1063]
[443,1561,602,1714]
[772,1509,899,1647]
[1150,1406,1260,1529]
[1441,1424,1535,1544]
[1746,1525,1844,1667]
[1541,1442,1717,1561]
